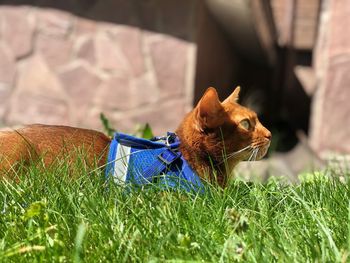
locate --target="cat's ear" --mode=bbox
[195,87,225,129]
[223,86,241,104]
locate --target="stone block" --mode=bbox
[95,33,131,74]
[132,99,187,135]
[112,26,145,76]
[7,55,69,124]
[311,58,350,154]
[95,72,158,112]
[7,93,69,125]
[36,34,72,70]
[108,99,188,135]
[0,83,11,120]
[149,37,188,98]
[0,83,11,103]
[15,55,66,98]
[0,42,16,85]
[131,72,159,105]
[94,76,133,111]
[1,6,34,58]
[75,17,98,36]
[102,112,137,134]
[59,63,102,123]
[36,8,73,37]
[76,37,96,65]
[0,43,15,117]
[328,1,350,58]
[59,63,101,104]
[81,107,107,131]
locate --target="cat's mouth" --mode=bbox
[243,141,270,161]
[255,143,270,160]
[223,141,270,164]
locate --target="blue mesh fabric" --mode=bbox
[105,132,205,193]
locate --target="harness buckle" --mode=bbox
[158,149,180,165]
[165,133,177,146]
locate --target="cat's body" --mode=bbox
[0,125,110,172]
[0,87,271,187]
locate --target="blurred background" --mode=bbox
[0,0,348,179]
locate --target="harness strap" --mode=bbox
[142,148,181,181]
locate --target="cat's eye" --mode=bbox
[240,119,251,130]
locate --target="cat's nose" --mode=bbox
[265,131,272,141]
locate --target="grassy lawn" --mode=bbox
[0,162,349,262]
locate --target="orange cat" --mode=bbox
[177,87,271,186]
[0,87,271,187]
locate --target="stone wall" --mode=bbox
[0,1,198,135]
[310,0,350,156]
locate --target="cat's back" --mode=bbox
[0,124,111,171]
[1,124,110,146]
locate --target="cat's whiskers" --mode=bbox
[247,147,260,162]
[226,145,253,158]
[253,147,260,161]
[218,145,253,166]
[247,149,255,162]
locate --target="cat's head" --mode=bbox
[193,86,271,164]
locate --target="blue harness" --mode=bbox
[105,132,204,192]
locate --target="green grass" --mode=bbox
[1,160,350,262]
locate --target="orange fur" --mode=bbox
[0,87,271,187]
[0,124,110,174]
